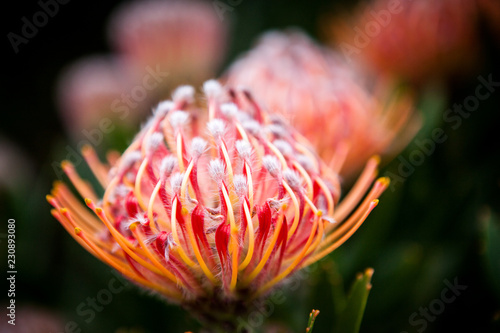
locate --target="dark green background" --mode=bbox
[2,0,500,332]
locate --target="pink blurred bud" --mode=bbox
[0,137,34,192]
[56,55,141,139]
[108,0,228,87]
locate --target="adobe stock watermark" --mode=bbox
[385,74,500,192]
[401,277,467,333]
[339,0,405,63]
[212,0,243,21]
[53,270,130,333]
[7,0,71,54]
[51,64,169,180]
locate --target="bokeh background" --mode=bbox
[2,0,500,332]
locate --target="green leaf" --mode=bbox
[322,261,347,320]
[305,309,320,333]
[333,268,374,333]
[480,207,500,299]
[416,81,448,136]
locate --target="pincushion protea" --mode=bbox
[47,80,388,330]
[224,30,418,180]
[323,0,480,85]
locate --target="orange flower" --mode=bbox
[224,30,417,180]
[323,0,480,85]
[48,80,387,328]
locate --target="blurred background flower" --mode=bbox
[56,55,140,140]
[56,0,228,144]
[108,0,228,91]
[224,29,419,180]
[2,0,500,332]
[0,305,65,333]
[322,0,482,87]
[0,137,34,195]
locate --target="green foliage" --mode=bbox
[332,268,374,333]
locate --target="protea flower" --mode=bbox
[56,55,141,139]
[224,30,417,180]
[47,80,388,330]
[107,0,227,91]
[323,0,480,85]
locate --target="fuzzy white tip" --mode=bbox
[208,159,225,183]
[269,198,288,211]
[296,154,315,172]
[203,79,222,98]
[273,139,293,157]
[170,172,184,194]
[220,103,239,118]
[141,114,156,129]
[108,184,129,203]
[235,140,252,161]
[266,124,288,138]
[172,85,195,103]
[125,213,148,229]
[160,156,177,177]
[114,184,130,198]
[233,174,248,197]
[143,233,159,246]
[164,233,177,261]
[283,169,302,191]
[242,120,261,136]
[191,137,208,157]
[235,110,252,123]
[321,215,337,224]
[154,100,174,118]
[263,155,281,178]
[207,119,226,138]
[120,151,142,171]
[107,166,118,179]
[147,132,164,152]
[268,114,289,126]
[169,110,190,128]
